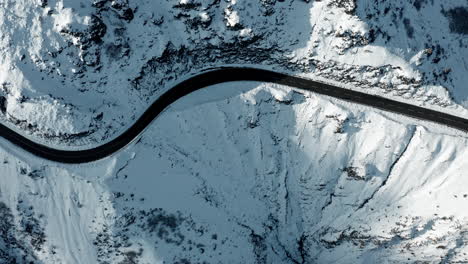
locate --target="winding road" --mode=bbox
[1,67,467,163]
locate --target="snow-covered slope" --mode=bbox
[0,0,467,145]
[1,83,467,263]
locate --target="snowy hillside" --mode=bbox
[1,83,468,263]
[1,0,468,263]
[0,0,467,145]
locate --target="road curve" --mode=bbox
[1,67,467,164]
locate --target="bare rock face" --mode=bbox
[0,97,6,114]
[444,7,468,35]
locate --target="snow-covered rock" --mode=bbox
[1,83,467,263]
[1,1,468,263]
[0,0,467,146]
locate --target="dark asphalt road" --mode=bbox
[1,67,467,163]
